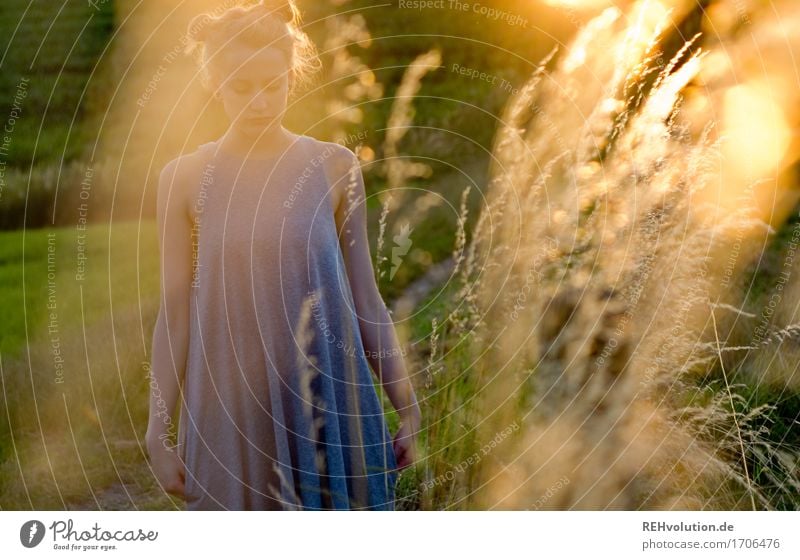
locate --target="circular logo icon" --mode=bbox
[20,520,45,548]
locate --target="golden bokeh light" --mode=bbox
[723,80,791,181]
[542,0,615,8]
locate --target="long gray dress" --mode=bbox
[175,134,398,510]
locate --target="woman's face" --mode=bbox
[213,44,290,137]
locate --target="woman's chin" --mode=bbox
[236,119,276,136]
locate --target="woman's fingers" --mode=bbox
[394,439,413,470]
[168,477,186,499]
[392,423,419,470]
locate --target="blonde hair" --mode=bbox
[184,0,322,97]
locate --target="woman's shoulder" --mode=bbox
[159,142,215,185]
[303,136,365,218]
[305,136,360,180]
[157,143,216,222]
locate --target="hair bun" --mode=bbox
[259,0,295,24]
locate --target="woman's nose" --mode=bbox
[250,92,269,111]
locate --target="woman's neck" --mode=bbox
[218,125,299,159]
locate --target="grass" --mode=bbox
[2,0,800,511]
[0,220,158,359]
[394,0,800,510]
[0,220,162,507]
[0,0,114,167]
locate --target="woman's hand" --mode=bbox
[146,436,186,499]
[393,409,421,471]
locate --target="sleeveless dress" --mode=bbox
[175,134,399,510]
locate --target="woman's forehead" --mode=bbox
[216,44,287,79]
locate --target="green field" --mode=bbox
[0,0,113,167]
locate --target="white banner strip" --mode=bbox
[2,511,798,558]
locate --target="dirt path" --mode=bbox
[65,440,182,511]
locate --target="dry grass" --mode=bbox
[408,0,800,510]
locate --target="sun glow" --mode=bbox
[723,80,791,181]
[542,0,614,8]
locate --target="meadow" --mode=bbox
[1,0,799,511]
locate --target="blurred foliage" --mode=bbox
[0,0,114,167]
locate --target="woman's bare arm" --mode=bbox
[145,156,195,453]
[331,148,421,426]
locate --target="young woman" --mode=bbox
[145,0,420,510]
